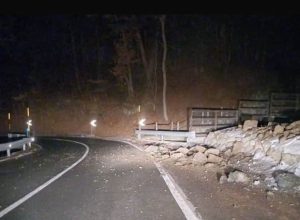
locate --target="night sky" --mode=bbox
[0,15,299,110]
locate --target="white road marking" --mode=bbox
[105,138,203,220]
[154,162,202,220]
[0,138,89,218]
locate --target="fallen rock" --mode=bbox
[243,120,258,131]
[165,144,182,151]
[161,154,170,160]
[273,125,284,135]
[273,171,300,189]
[194,145,207,153]
[145,145,159,153]
[286,120,300,130]
[232,141,244,155]
[175,147,189,155]
[264,176,278,189]
[207,154,223,164]
[227,170,250,184]
[175,156,192,166]
[186,148,197,156]
[192,152,207,166]
[219,175,228,184]
[223,149,232,158]
[170,152,185,160]
[205,148,220,156]
[204,163,218,169]
[158,147,170,155]
[266,148,282,164]
[253,180,260,185]
[266,190,275,200]
[281,153,300,166]
[282,138,300,156]
[294,166,300,177]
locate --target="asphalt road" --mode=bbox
[0,137,186,220]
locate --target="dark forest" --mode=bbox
[0,15,299,135]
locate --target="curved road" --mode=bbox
[0,137,186,220]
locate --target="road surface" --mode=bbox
[0,137,187,220]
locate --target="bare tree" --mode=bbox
[112,30,136,99]
[69,24,82,94]
[160,15,168,121]
[135,25,159,111]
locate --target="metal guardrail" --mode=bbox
[135,129,196,142]
[7,133,26,138]
[0,137,35,157]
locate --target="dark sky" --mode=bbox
[0,15,299,108]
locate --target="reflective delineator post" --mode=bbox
[138,118,146,140]
[138,124,141,140]
[27,107,30,117]
[26,120,32,137]
[8,112,11,132]
[7,144,11,157]
[90,120,97,137]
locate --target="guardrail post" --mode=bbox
[177,121,179,130]
[214,111,218,130]
[155,122,158,130]
[138,125,142,140]
[171,121,174,130]
[7,149,11,157]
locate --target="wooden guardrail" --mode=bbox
[188,108,238,135]
[269,93,300,119]
[238,100,269,122]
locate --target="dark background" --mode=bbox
[0,14,299,135]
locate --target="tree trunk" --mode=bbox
[95,23,102,80]
[69,26,82,94]
[152,35,158,112]
[127,64,134,99]
[121,31,135,99]
[136,30,153,88]
[160,15,168,121]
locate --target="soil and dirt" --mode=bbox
[163,161,300,220]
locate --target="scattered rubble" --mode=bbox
[227,170,250,184]
[205,148,220,156]
[273,171,300,190]
[219,175,228,184]
[243,120,258,131]
[266,190,275,200]
[144,143,225,167]
[207,154,223,164]
[203,120,300,192]
[142,120,300,193]
[192,152,207,165]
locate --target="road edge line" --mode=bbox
[100,137,202,220]
[0,138,89,218]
